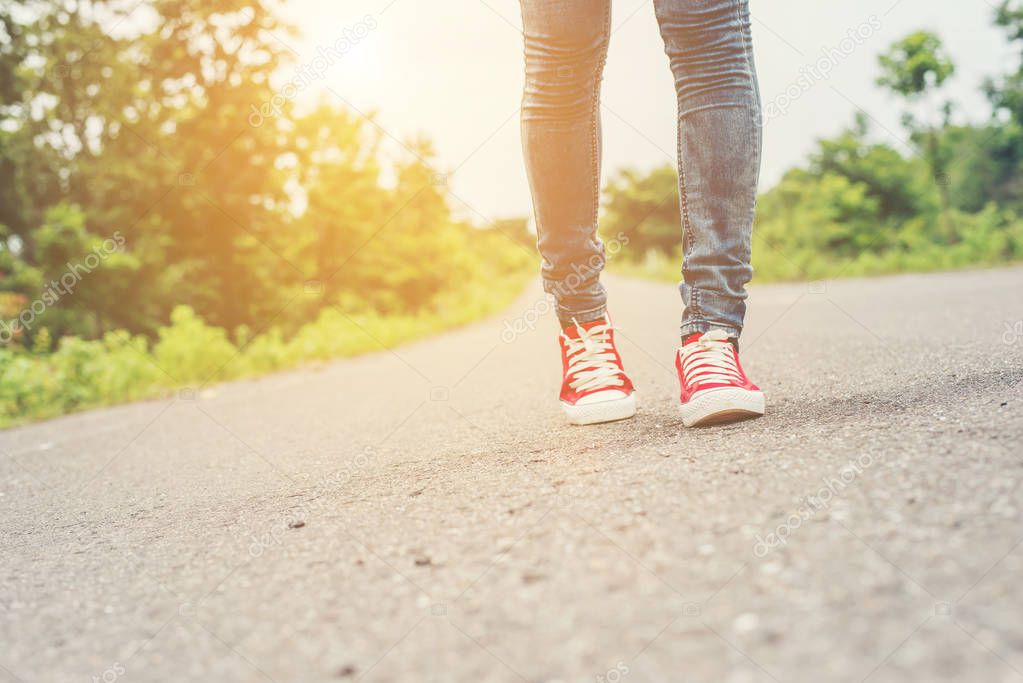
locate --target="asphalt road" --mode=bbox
[2,268,1023,683]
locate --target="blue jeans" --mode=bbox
[520,0,761,338]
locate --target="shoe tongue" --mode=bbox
[683,329,733,346]
[565,317,607,339]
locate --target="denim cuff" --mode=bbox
[544,276,607,327]
[679,282,746,340]
[680,320,741,339]
[557,304,606,327]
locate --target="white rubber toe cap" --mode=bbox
[561,391,637,425]
[679,387,765,427]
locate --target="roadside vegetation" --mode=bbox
[605,8,1023,283]
[4,2,1023,426]
[0,0,532,426]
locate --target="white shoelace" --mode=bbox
[562,318,625,393]
[678,329,743,387]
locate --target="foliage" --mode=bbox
[6,4,1023,426]
[604,17,1023,285]
[0,0,533,425]
[0,0,531,334]
[876,31,955,98]
[0,270,529,427]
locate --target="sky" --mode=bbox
[275,0,1013,223]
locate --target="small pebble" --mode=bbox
[733,612,759,633]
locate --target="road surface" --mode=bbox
[2,268,1023,683]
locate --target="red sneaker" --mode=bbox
[559,316,637,425]
[675,329,765,427]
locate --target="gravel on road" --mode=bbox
[2,268,1022,683]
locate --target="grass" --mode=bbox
[0,271,531,429]
[608,239,1023,285]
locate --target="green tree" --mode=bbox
[601,165,680,260]
[971,1,1023,211]
[1,0,298,338]
[811,112,928,224]
[989,0,1023,124]
[877,31,957,238]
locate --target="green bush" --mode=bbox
[0,271,530,428]
[152,306,239,385]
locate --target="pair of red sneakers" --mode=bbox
[558,315,764,427]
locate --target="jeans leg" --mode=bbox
[520,0,612,325]
[653,0,762,339]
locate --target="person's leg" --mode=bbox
[520,1,635,426]
[655,0,765,427]
[519,0,612,325]
[653,0,761,339]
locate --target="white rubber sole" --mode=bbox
[679,387,765,428]
[561,392,637,426]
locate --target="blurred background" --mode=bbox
[1,0,1021,427]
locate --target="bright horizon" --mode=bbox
[277,0,1010,224]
